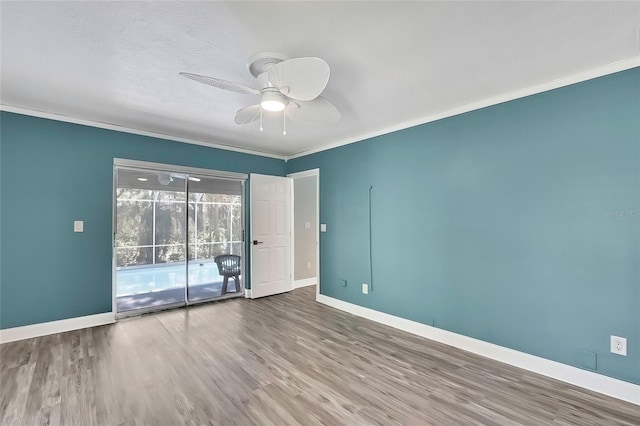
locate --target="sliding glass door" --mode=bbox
[114,164,244,316]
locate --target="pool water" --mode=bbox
[116,261,238,296]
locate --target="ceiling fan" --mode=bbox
[180,52,340,135]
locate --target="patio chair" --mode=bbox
[214,254,242,295]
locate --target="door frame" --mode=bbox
[112,158,248,319]
[287,168,320,297]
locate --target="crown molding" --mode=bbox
[3,57,638,162]
[0,104,286,160]
[286,56,640,160]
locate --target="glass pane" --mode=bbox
[116,188,154,201]
[115,168,187,313]
[187,175,243,302]
[198,193,235,203]
[231,202,242,242]
[155,192,186,247]
[230,242,242,257]
[189,243,223,261]
[116,246,153,268]
[115,200,153,247]
[155,244,186,264]
[187,202,199,249]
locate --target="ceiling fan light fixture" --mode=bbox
[260,90,286,112]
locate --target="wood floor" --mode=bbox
[1,286,638,425]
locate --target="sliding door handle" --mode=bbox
[252,240,264,245]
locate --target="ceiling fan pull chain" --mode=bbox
[283,110,287,136]
[259,108,263,132]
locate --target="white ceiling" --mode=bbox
[2,1,639,158]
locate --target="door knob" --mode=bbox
[252,240,264,245]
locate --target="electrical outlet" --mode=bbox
[307,261,312,269]
[339,279,347,287]
[610,336,627,356]
[362,283,369,294]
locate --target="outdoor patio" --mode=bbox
[116,281,242,312]
[116,261,242,312]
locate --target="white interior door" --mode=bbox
[250,174,292,298]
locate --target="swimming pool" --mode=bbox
[116,261,237,296]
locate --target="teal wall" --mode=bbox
[0,112,285,329]
[287,68,640,384]
[2,68,638,385]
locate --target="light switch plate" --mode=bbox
[304,221,311,229]
[74,221,84,232]
[320,224,327,232]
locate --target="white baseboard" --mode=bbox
[316,294,640,406]
[245,289,252,298]
[0,312,115,344]
[293,278,317,289]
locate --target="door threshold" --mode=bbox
[187,291,245,306]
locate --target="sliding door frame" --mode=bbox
[112,158,248,319]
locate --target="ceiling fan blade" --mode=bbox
[235,105,261,124]
[286,97,341,123]
[267,57,330,101]
[180,72,260,96]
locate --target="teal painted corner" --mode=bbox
[287,67,640,385]
[0,112,285,329]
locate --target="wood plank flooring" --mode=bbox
[1,286,638,425]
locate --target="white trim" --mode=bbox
[245,288,252,298]
[112,165,118,319]
[290,176,296,294]
[287,168,320,179]
[286,57,640,160]
[0,104,285,160]
[316,294,640,406]
[293,278,317,289]
[4,59,637,162]
[113,158,248,180]
[0,312,115,344]
[316,172,320,297]
[287,169,320,297]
